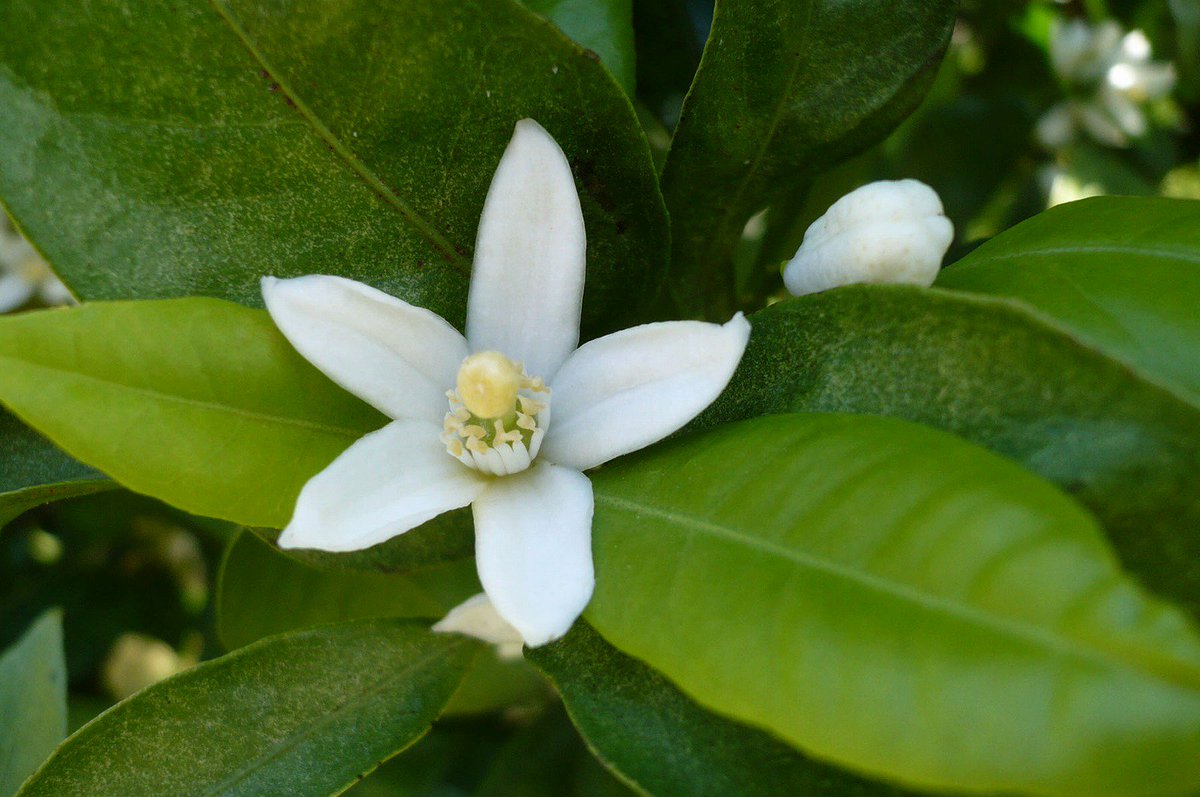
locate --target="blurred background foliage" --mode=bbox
[2,0,1198,794]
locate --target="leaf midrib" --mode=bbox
[205,0,471,274]
[200,638,469,796]
[0,355,371,440]
[965,244,1200,267]
[595,491,1200,691]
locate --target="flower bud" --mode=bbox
[782,179,953,297]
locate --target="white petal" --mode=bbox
[0,272,35,313]
[465,119,586,380]
[473,463,594,647]
[280,419,488,552]
[540,315,750,471]
[433,593,525,659]
[263,275,468,421]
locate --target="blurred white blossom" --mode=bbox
[0,216,73,313]
[102,633,199,700]
[1037,19,1176,149]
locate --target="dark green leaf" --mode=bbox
[216,530,477,651]
[0,409,110,528]
[522,0,636,95]
[0,0,665,334]
[530,622,911,796]
[660,0,956,317]
[476,705,635,797]
[0,299,385,529]
[0,610,67,796]
[217,530,546,716]
[18,620,478,797]
[938,196,1200,405]
[251,511,474,576]
[588,414,1200,795]
[696,286,1200,624]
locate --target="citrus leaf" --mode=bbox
[0,299,385,529]
[696,286,1200,624]
[18,620,478,797]
[0,0,665,335]
[939,196,1200,405]
[0,610,67,796]
[0,409,110,528]
[588,414,1200,795]
[660,0,956,317]
[529,621,913,796]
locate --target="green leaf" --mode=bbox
[217,530,546,716]
[522,0,636,96]
[0,610,67,796]
[696,286,1200,625]
[0,0,665,335]
[0,299,385,528]
[588,413,1200,795]
[251,512,475,576]
[659,0,956,318]
[530,622,910,796]
[938,196,1200,405]
[476,705,635,797]
[18,620,478,797]
[0,409,111,528]
[216,530,477,651]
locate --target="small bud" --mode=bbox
[433,593,525,659]
[782,179,953,297]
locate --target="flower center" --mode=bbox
[443,351,550,476]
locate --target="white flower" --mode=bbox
[782,179,953,297]
[263,119,750,647]
[0,217,74,313]
[1038,19,1176,149]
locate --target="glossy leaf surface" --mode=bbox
[0,610,67,796]
[0,409,110,528]
[939,197,1200,405]
[588,414,1200,794]
[696,286,1200,624]
[18,621,477,797]
[530,622,911,796]
[660,0,956,316]
[0,0,665,334]
[0,299,385,528]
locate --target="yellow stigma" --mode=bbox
[456,351,522,419]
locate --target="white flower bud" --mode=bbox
[782,179,953,297]
[433,593,526,659]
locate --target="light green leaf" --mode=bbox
[0,299,385,529]
[588,414,1200,795]
[0,409,111,528]
[529,622,911,796]
[522,0,636,95]
[0,610,67,796]
[938,196,1200,405]
[216,530,477,651]
[0,0,665,335]
[660,0,956,318]
[18,620,478,797]
[695,286,1200,625]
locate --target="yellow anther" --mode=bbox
[456,351,523,419]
